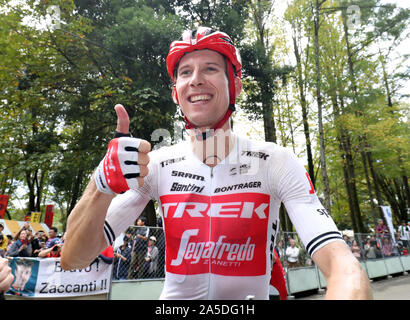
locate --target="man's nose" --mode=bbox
[189,68,204,87]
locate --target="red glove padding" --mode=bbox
[95,137,142,194]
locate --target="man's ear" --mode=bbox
[234,77,242,99]
[172,86,179,104]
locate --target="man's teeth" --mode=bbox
[190,95,211,102]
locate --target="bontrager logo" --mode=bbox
[214,181,261,193]
[170,229,255,267]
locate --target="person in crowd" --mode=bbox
[31,231,47,257]
[38,242,63,258]
[381,237,393,257]
[113,237,132,280]
[8,229,32,257]
[365,235,382,259]
[351,239,361,261]
[285,238,300,268]
[343,234,352,247]
[376,219,388,237]
[275,239,285,261]
[45,227,61,248]
[6,235,13,253]
[0,235,6,258]
[128,217,149,279]
[0,223,8,254]
[398,220,409,249]
[145,236,159,278]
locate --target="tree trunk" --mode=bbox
[342,12,378,228]
[314,0,331,212]
[292,35,315,188]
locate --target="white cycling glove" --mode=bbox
[95,137,142,194]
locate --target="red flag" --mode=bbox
[270,250,288,300]
[0,195,9,219]
[45,204,54,228]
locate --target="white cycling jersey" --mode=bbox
[104,133,343,299]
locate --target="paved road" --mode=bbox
[297,274,410,300]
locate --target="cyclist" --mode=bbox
[61,27,372,299]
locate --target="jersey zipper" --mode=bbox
[207,166,214,299]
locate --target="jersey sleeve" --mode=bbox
[103,149,158,246]
[269,146,344,258]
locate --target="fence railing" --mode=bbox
[112,226,410,282]
[111,225,410,298]
[112,226,165,281]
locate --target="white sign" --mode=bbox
[380,205,396,244]
[7,257,112,298]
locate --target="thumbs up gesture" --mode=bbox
[95,105,151,194]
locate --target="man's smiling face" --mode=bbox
[174,49,230,130]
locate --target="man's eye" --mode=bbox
[179,69,191,76]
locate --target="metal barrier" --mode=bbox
[110,226,410,299]
[279,231,410,296]
[112,226,165,281]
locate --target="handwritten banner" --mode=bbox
[6,257,112,298]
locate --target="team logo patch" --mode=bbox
[160,193,270,276]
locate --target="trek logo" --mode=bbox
[160,156,186,167]
[162,196,268,219]
[241,151,270,160]
[160,193,270,276]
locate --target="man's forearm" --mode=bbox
[325,261,373,299]
[313,241,373,300]
[61,177,114,270]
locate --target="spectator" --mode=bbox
[145,236,159,277]
[113,237,131,280]
[45,227,61,248]
[0,223,8,254]
[364,238,377,260]
[381,237,393,257]
[38,242,63,258]
[376,219,388,237]
[275,239,285,261]
[8,229,32,257]
[0,235,5,258]
[351,240,361,260]
[285,238,300,268]
[31,231,47,257]
[398,220,409,248]
[6,235,13,253]
[343,235,352,247]
[128,217,149,279]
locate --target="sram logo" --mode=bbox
[160,193,270,276]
